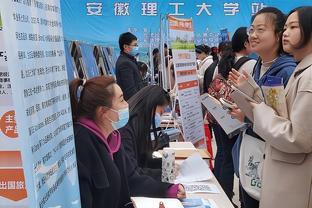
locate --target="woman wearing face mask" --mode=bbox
[119,85,171,180]
[229,7,296,208]
[70,77,185,208]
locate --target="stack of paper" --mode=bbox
[183,182,220,194]
[169,142,196,149]
[175,153,213,183]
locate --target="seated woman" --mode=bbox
[70,76,185,208]
[119,85,171,180]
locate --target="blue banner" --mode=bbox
[61,0,311,48]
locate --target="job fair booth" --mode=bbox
[0,0,309,208]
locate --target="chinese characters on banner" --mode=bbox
[85,2,266,17]
[63,0,293,51]
[168,16,206,148]
[0,0,81,207]
[0,7,28,207]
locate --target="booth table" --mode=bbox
[175,153,234,208]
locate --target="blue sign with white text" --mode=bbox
[61,0,311,49]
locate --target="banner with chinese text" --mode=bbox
[169,16,206,148]
[61,0,309,48]
[0,0,81,207]
[0,7,28,207]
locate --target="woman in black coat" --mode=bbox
[119,86,171,180]
[70,77,185,208]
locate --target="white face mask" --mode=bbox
[106,107,129,130]
[129,46,139,57]
[154,113,161,129]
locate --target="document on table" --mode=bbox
[175,153,213,183]
[169,141,196,149]
[183,182,220,194]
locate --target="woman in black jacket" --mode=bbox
[119,85,171,180]
[70,76,185,208]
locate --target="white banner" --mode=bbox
[0,10,28,207]
[0,1,81,207]
[168,16,206,148]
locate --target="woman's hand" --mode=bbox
[249,102,258,109]
[174,163,180,178]
[159,201,165,208]
[229,107,245,122]
[228,69,249,87]
[177,184,186,199]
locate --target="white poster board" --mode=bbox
[168,16,206,148]
[0,1,81,207]
[0,7,28,207]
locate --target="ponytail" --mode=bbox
[69,76,116,122]
[69,78,84,121]
[218,41,235,79]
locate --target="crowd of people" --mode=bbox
[69,6,312,208]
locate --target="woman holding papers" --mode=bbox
[229,7,296,208]
[231,6,312,208]
[209,28,257,205]
[69,77,185,208]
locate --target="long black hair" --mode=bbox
[217,41,234,79]
[218,26,251,79]
[127,85,170,160]
[232,27,249,53]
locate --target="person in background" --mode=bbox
[137,61,148,86]
[116,32,143,101]
[231,27,257,75]
[202,41,235,203]
[119,85,171,180]
[70,76,185,208]
[153,48,160,82]
[208,38,253,206]
[164,45,173,91]
[211,46,219,62]
[203,42,228,94]
[196,44,214,93]
[229,7,296,208]
[222,26,257,208]
[168,59,176,90]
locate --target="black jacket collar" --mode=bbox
[121,51,136,62]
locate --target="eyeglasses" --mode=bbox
[247,27,267,36]
[129,43,138,47]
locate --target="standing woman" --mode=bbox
[229,7,296,208]
[249,6,312,208]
